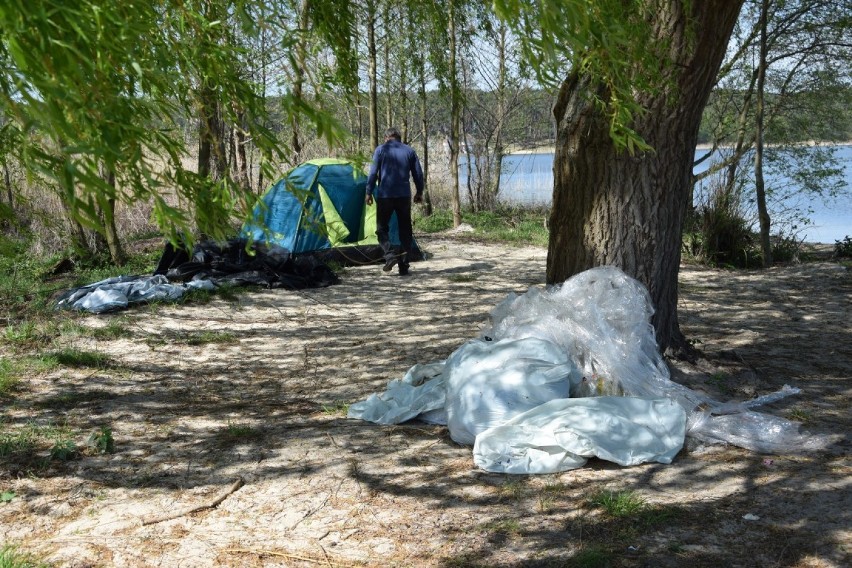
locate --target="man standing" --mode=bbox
[365,127,424,276]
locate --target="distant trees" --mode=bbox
[697,0,852,265]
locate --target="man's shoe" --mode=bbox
[382,255,398,272]
[398,267,410,276]
[382,252,406,272]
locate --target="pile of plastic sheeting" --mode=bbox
[55,275,215,314]
[56,238,339,314]
[349,266,824,474]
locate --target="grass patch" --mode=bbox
[480,518,522,535]
[0,427,39,458]
[587,489,647,518]
[705,372,734,396]
[321,401,350,416]
[787,408,814,423]
[415,206,549,247]
[0,421,90,465]
[0,360,20,398]
[496,478,527,500]
[0,544,47,568]
[147,330,238,347]
[566,547,613,568]
[223,423,260,438]
[51,348,112,368]
[0,354,65,399]
[446,273,479,283]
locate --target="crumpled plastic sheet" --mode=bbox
[348,363,447,425]
[444,337,579,445]
[55,275,215,314]
[484,266,824,454]
[349,265,827,473]
[473,397,686,474]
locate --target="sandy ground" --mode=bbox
[1,234,850,567]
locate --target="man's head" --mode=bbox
[384,127,401,142]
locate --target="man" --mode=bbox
[365,127,424,276]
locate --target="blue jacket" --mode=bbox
[366,139,425,199]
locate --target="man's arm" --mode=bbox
[411,151,425,202]
[365,146,382,201]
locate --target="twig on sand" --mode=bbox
[141,477,244,526]
[225,548,341,567]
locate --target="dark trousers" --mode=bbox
[375,196,413,270]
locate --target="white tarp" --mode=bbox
[348,266,821,474]
[444,337,579,445]
[473,397,686,474]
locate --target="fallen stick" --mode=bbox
[225,548,340,566]
[141,477,244,526]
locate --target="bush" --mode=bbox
[683,181,756,268]
[834,236,852,258]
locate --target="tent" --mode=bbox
[240,158,422,264]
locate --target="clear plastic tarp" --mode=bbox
[349,266,825,473]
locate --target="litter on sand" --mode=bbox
[349,266,826,474]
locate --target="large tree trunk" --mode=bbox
[547,0,743,356]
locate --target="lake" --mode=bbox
[479,145,852,244]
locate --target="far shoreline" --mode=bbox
[506,140,852,155]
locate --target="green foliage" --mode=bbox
[0,355,61,400]
[86,426,115,454]
[321,401,350,416]
[0,427,37,458]
[48,439,77,461]
[834,236,852,258]
[0,0,356,246]
[493,0,659,153]
[414,209,455,233]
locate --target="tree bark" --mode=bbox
[2,162,13,216]
[754,0,773,266]
[101,168,127,266]
[547,0,743,356]
[366,2,379,149]
[448,0,462,227]
[290,0,311,166]
[419,60,433,216]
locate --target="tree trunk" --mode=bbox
[420,61,432,216]
[366,3,379,149]
[291,0,310,165]
[547,0,743,356]
[491,22,507,199]
[448,0,462,227]
[102,168,127,266]
[2,162,13,215]
[754,0,772,266]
